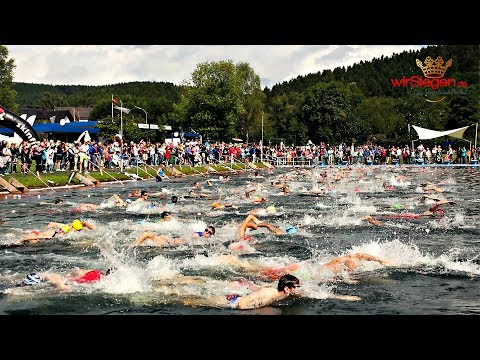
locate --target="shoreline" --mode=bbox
[1,162,478,198]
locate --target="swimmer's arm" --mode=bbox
[47,222,67,228]
[353,253,389,266]
[264,223,286,235]
[81,221,96,230]
[41,272,71,292]
[19,230,57,242]
[328,294,362,301]
[244,214,263,225]
[134,232,157,246]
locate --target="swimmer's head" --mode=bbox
[207,225,215,235]
[71,219,83,231]
[160,211,172,220]
[125,199,132,204]
[277,274,300,292]
[22,273,43,286]
[266,205,277,214]
[244,235,254,242]
[285,225,297,234]
[60,225,71,234]
[211,202,221,209]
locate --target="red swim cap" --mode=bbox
[244,235,254,242]
[73,270,104,283]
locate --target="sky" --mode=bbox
[8,45,427,89]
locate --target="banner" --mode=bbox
[0,105,40,145]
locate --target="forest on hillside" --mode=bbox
[9,44,479,146]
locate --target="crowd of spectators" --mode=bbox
[1,137,478,175]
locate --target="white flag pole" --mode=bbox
[120,100,123,138]
[111,95,114,122]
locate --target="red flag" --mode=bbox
[112,97,119,105]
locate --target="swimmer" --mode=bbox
[248,205,277,216]
[251,194,267,204]
[182,274,360,310]
[422,200,457,216]
[223,252,389,283]
[236,214,297,240]
[9,267,117,292]
[211,202,238,210]
[134,232,185,247]
[100,194,127,207]
[47,219,96,231]
[362,215,384,227]
[70,203,99,212]
[192,225,216,238]
[16,219,95,244]
[128,189,141,197]
[186,189,210,198]
[307,188,325,196]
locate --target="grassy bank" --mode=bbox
[1,162,264,191]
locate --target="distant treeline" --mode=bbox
[12,44,479,146]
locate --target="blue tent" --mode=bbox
[0,121,99,136]
[183,132,201,139]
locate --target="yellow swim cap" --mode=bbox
[71,219,83,231]
[266,205,276,214]
[211,202,221,209]
[61,225,71,234]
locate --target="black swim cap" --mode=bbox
[161,211,172,219]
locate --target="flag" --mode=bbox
[114,106,131,114]
[112,97,119,105]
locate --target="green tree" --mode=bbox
[235,62,265,143]
[0,45,18,112]
[268,93,306,146]
[33,91,68,109]
[444,86,480,133]
[355,97,406,146]
[173,60,262,142]
[301,81,364,144]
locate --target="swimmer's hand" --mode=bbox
[379,258,390,266]
[330,294,362,301]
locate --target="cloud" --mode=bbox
[8,45,426,89]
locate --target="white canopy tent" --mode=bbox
[411,125,469,140]
[410,124,477,153]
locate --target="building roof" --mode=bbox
[54,107,93,120]
[19,108,75,122]
[18,107,93,122]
